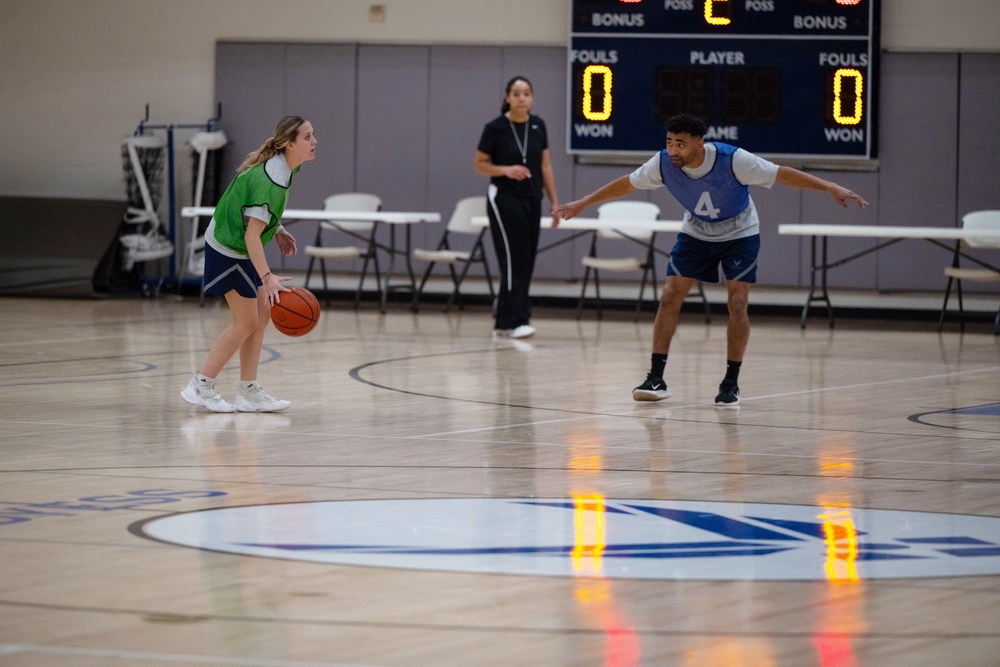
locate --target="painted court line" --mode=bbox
[0,644,380,667]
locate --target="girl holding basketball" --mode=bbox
[181,115,316,413]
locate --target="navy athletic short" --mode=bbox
[202,244,260,298]
[666,232,760,284]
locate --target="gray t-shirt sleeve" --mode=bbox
[732,148,779,188]
[629,154,665,190]
[243,204,271,223]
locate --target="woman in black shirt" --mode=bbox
[475,76,560,339]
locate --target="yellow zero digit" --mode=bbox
[582,65,613,121]
[833,68,864,125]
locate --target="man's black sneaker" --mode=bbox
[632,373,671,402]
[714,380,740,407]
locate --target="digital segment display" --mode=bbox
[568,0,879,161]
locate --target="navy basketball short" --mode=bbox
[666,232,761,284]
[202,244,260,298]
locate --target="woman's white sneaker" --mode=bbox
[510,324,536,339]
[181,376,236,413]
[235,383,291,412]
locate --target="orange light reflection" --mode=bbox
[571,493,606,572]
[819,508,861,583]
[569,492,640,667]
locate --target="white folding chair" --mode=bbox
[303,193,382,307]
[576,201,712,322]
[938,210,1000,335]
[412,196,494,312]
[576,201,662,321]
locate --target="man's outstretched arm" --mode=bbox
[775,165,869,209]
[553,174,637,220]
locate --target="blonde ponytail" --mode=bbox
[236,115,307,173]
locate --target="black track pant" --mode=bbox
[487,184,541,330]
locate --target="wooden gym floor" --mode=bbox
[1,294,998,666]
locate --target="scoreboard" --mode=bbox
[568,0,879,161]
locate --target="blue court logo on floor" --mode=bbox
[138,498,1000,580]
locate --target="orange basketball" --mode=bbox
[270,286,321,336]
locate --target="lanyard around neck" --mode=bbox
[508,116,529,165]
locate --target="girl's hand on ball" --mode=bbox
[264,273,291,305]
